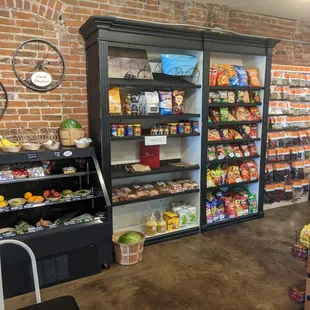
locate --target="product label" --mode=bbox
[26,153,39,160]
[145,135,167,146]
[49,224,57,229]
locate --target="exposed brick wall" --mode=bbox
[0,0,309,131]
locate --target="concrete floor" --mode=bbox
[5,202,310,310]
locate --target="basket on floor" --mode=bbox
[112,231,146,266]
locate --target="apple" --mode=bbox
[50,189,56,195]
[43,190,50,198]
[53,192,60,198]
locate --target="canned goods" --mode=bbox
[117,124,125,137]
[169,123,178,135]
[111,124,117,137]
[184,122,191,134]
[125,124,133,136]
[178,122,184,134]
[133,124,141,136]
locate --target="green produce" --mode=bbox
[60,119,82,129]
[54,212,77,225]
[62,189,73,196]
[118,232,142,244]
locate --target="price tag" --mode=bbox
[10,207,19,211]
[24,204,33,209]
[237,211,243,217]
[49,224,57,229]
[26,153,38,160]
[27,227,36,233]
[86,195,94,199]
[75,219,83,224]
[36,226,44,232]
[3,231,15,238]
[64,222,70,226]
[72,196,82,201]
[65,197,72,202]
[4,207,10,212]
[144,135,167,146]
[0,209,5,213]
[54,151,61,157]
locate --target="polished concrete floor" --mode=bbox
[6,202,310,310]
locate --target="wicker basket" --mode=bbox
[59,128,85,146]
[112,231,146,265]
[21,143,41,151]
[0,146,21,153]
[42,141,60,150]
[75,141,91,148]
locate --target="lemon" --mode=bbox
[0,201,7,208]
[0,195,4,203]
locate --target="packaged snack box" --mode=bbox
[163,211,179,231]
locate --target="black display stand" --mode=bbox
[0,147,112,298]
[80,16,279,241]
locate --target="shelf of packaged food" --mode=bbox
[109,73,201,89]
[209,86,264,91]
[0,147,95,165]
[201,213,259,231]
[114,224,199,245]
[112,164,200,179]
[110,133,200,141]
[267,128,310,132]
[268,114,310,117]
[110,113,200,120]
[207,138,260,145]
[112,189,199,207]
[0,193,104,214]
[0,171,93,185]
[209,103,262,107]
[269,99,310,102]
[1,218,109,241]
[208,120,262,127]
[207,155,260,165]
[207,180,259,191]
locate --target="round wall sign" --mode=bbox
[31,71,52,88]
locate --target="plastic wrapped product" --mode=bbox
[240,144,251,157]
[216,144,226,160]
[210,108,220,122]
[209,91,221,104]
[208,146,216,161]
[145,213,158,236]
[158,91,173,115]
[228,91,236,103]
[285,185,293,200]
[267,149,277,163]
[220,108,229,122]
[206,202,213,224]
[234,65,249,86]
[235,107,253,121]
[219,91,229,104]
[232,144,243,158]
[130,185,149,198]
[224,145,235,158]
[265,164,274,184]
[208,129,221,141]
[209,64,219,86]
[304,145,310,159]
[264,184,275,204]
[302,179,309,192]
[226,165,242,184]
[250,91,261,103]
[292,181,304,199]
[291,162,305,180]
[143,184,160,196]
[172,90,185,115]
[216,65,230,86]
[249,107,261,120]
[109,87,122,115]
[246,68,261,87]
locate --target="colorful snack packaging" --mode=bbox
[227,109,236,121]
[172,90,185,115]
[227,65,239,86]
[209,91,221,104]
[246,68,261,87]
[220,108,229,122]
[248,142,258,155]
[236,107,253,121]
[229,129,243,140]
[226,165,242,184]
[224,145,235,158]
[234,65,249,87]
[228,91,236,103]
[249,107,261,120]
[216,144,226,160]
[206,202,213,224]
[243,91,250,104]
[232,145,243,158]
[224,197,237,219]
[208,129,221,141]
[240,161,258,181]
[220,128,232,140]
[219,90,229,104]
[240,144,251,157]
[236,90,245,103]
[248,194,257,213]
[216,65,230,86]
[209,64,219,86]
[109,87,122,115]
[158,91,173,115]
[210,108,220,122]
[208,146,216,161]
[250,125,258,138]
[241,125,251,139]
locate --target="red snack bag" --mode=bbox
[240,144,251,157]
[208,129,221,141]
[236,107,253,121]
[209,64,219,86]
[248,142,258,156]
[216,144,226,160]
[210,108,220,122]
[250,125,258,138]
[246,68,261,87]
[232,144,243,158]
[226,165,242,184]
[217,65,230,86]
[224,197,237,218]
[240,161,258,181]
[249,107,261,120]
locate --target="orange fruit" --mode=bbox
[24,192,33,200]
[28,196,35,202]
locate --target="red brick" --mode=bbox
[15,20,38,28]
[0,9,9,17]
[20,115,41,121]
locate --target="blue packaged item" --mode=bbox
[206,202,213,224]
[217,199,227,221]
[228,65,240,86]
[158,91,173,115]
[234,65,249,87]
[210,200,219,222]
[161,54,198,76]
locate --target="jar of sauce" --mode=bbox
[133,124,142,136]
[117,124,125,137]
[125,124,133,136]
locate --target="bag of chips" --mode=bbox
[208,129,221,141]
[158,91,173,115]
[236,107,253,121]
[209,64,219,86]
[217,65,230,86]
[219,91,229,104]
[240,144,251,157]
[216,144,226,160]
[224,145,235,158]
[210,108,220,122]
[227,65,239,86]
[226,165,242,184]
[249,107,261,120]
[246,68,261,87]
[172,90,185,115]
[232,145,243,158]
[234,65,249,87]
[248,142,258,155]
[250,91,261,103]
[228,91,236,103]
[209,91,221,104]
[220,108,229,122]
[208,146,216,161]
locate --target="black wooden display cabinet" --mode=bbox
[80,16,279,240]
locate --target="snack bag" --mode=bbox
[226,165,242,184]
[210,166,224,186]
[228,91,236,103]
[240,144,250,157]
[249,107,261,120]
[224,144,235,158]
[210,200,219,222]
[248,194,257,213]
[208,129,221,141]
[172,90,185,115]
[248,142,258,155]
[220,128,232,140]
[210,108,220,122]
[217,199,227,221]
[240,195,249,215]
[234,65,249,87]
[227,108,236,121]
[208,146,216,161]
[220,108,229,122]
[241,125,251,139]
[226,65,239,86]
[240,161,258,181]
[207,169,216,187]
[229,129,243,140]
[224,197,237,218]
[209,91,221,104]
[235,199,244,217]
[236,107,253,121]
[206,202,213,224]
[250,125,258,138]
[109,87,122,115]
[216,65,230,86]
[236,90,245,103]
[209,64,219,86]
[246,68,261,87]
[243,91,250,104]
[232,145,243,158]
[216,144,226,160]
[158,91,173,115]
[219,90,229,104]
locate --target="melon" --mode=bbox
[60,119,82,129]
[118,232,142,244]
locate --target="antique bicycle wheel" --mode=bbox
[12,38,65,92]
[0,82,8,119]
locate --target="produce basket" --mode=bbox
[42,141,60,150]
[112,231,146,265]
[0,146,21,153]
[8,198,26,208]
[161,54,198,76]
[21,143,41,151]
[59,128,85,146]
[75,141,91,148]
